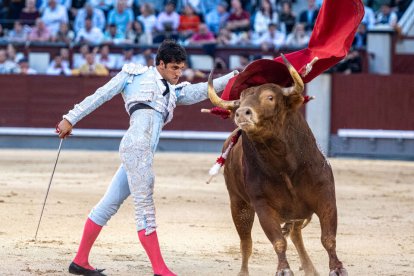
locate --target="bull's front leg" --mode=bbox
[254,200,294,276]
[230,197,255,276]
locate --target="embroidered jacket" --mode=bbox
[63,63,237,125]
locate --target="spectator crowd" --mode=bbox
[0,0,412,75]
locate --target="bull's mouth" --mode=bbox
[235,120,255,129]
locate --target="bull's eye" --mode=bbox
[267,96,274,101]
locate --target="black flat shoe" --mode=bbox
[68,262,106,276]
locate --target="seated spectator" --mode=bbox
[103,23,126,44]
[51,22,75,43]
[107,0,134,38]
[41,0,69,35]
[298,0,319,32]
[73,43,90,68]
[188,23,216,45]
[28,18,51,42]
[178,4,201,39]
[0,49,17,74]
[6,43,25,63]
[216,27,237,45]
[59,47,71,68]
[375,2,398,28]
[137,3,157,35]
[115,46,145,69]
[352,22,367,50]
[279,1,296,34]
[285,23,310,49]
[226,0,250,34]
[205,0,229,35]
[96,44,117,70]
[253,0,279,36]
[74,2,106,33]
[15,57,37,74]
[362,3,375,30]
[19,0,40,26]
[254,23,286,50]
[75,17,104,45]
[155,1,180,33]
[46,54,72,75]
[72,52,109,76]
[126,20,152,45]
[7,21,30,43]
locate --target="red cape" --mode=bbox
[221,0,365,100]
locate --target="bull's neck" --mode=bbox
[241,130,290,176]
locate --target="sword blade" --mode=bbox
[34,138,64,241]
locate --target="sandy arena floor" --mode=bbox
[0,149,413,275]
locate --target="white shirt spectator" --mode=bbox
[155,10,180,32]
[362,5,375,30]
[254,25,286,49]
[137,14,157,34]
[253,10,279,35]
[96,53,117,70]
[46,62,72,75]
[74,5,106,32]
[76,26,104,44]
[41,2,69,35]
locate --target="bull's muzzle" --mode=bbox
[235,107,255,128]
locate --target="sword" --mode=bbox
[34,138,64,241]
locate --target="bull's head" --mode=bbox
[208,54,305,137]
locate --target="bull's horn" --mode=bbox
[281,54,304,96]
[208,70,238,110]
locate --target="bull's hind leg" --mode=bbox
[317,203,347,276]
[230,198,255,276]
[290,221,319,276]
[255,202,293,276]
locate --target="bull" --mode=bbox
[207,55,347,276]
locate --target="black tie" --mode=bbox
[161,79,170,96]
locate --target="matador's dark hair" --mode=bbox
[155,39,187,66]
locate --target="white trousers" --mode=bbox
[89,108,164,235]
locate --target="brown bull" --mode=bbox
[207,55,347,276]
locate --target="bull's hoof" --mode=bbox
[329,268,348,276]
[237,271,249,276]
[276,268,294,276]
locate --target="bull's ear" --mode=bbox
[285,94,305,110]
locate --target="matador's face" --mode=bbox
[158,61,185,85]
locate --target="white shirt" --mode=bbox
[255,30,286,49]
[46,63,72,75]
[41,4,68,35]
[75,27,104,44]
[96,54,118,70]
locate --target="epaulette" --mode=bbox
[122,63,148,75]
[174,81,191,89]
